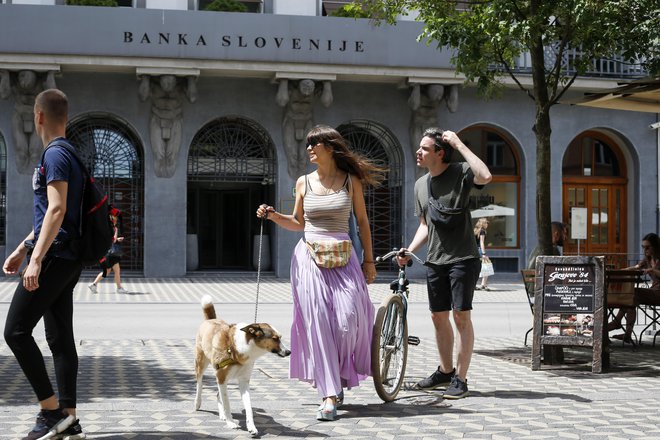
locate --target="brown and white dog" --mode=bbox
[194,295,290,436]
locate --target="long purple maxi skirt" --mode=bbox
[289,231,375,398]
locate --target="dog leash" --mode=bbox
[254,215,264,323]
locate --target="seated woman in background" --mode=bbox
[607,232,660,343]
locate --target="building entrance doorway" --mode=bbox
[563,182,627,256]
[187,116,276,271]
[188,183,263,269]
[562,131,628,259]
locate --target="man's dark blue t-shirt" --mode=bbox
[32,138,84,260]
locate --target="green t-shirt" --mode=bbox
[415,163,483,265]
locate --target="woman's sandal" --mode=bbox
[316,399,337,421]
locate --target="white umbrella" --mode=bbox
[471,204,515,218]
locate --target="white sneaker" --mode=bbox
[88,283,97,294]
[116,287,128,294]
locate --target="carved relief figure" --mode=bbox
[0,70,57,174]
[408,84,459,177]
[138,74,197,178]
[277,79,333,180]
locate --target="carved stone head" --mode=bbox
[298,79,315,96]
[160,75,177,92]
[18,70,37,90]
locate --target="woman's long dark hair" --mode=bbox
[306,125,386,187]
[642,232,660,259]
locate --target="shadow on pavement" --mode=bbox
[82,433,221,439]
[194,408,330,438]
[475,344,660,378]
[470,389,591,402]
[0,354,194,405]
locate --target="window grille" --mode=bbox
[336,120,403,266]
[66,115,144,271]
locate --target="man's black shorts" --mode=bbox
[426,258,481,312]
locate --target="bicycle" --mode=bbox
[371,249,425,402]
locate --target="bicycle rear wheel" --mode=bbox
[371,294,408,402]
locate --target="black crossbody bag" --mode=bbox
[426,174,467,230]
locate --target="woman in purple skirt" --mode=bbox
[256,125,384,421]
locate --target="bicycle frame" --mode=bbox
[371,250,423,401]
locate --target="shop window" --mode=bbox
[458,126,520,248]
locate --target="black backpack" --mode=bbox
[45,141,114,265]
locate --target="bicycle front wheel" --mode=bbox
[371,294,408,402]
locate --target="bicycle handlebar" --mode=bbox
[375,249,425,266]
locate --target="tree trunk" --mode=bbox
[530,36,553,255]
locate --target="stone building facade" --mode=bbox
[0,1,656,277]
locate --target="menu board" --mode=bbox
[542,264,595,338]
[531,256,605,373]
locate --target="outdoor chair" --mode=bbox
[605,269,642,347]
[520,269,536,346]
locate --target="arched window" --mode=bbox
[0,133,6,246]
[563,133,624,177]
[337,120,404,261]
[188,116,275,182]
[458,126,520,249]
[67,115,144,270]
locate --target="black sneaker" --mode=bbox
[23,409,74,440]
[415,366,455,390]
[443,375,469,399]
[57,419,86,440]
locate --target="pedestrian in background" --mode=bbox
[3,89,87,440]
[474,217,490,290]
[88,207,128,294]
[397,128,491,399]
[256,125,384,421]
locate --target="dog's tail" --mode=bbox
[201,295,216,320]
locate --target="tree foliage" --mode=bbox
[203,0,248,13]
[331,4,370,18]
[356,0,659,254]
[359,0,658,99]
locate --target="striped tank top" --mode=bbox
[303,174,351,233]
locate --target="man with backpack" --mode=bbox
[3,89,87,440]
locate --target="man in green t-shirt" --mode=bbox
[526,221,566,269]
[397,128,491,399]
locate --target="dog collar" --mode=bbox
[215,348,237,369]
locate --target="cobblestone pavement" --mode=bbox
[1,275,659,439]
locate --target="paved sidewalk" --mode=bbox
[1,275,659,439]
[0,273,528,305]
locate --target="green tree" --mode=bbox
[66,0,117,5]
[357,0,659,254]
[203,0,248,12]
[331,4,370,18]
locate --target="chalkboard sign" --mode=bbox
[542,264,595,338]
[531,256,606,373]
